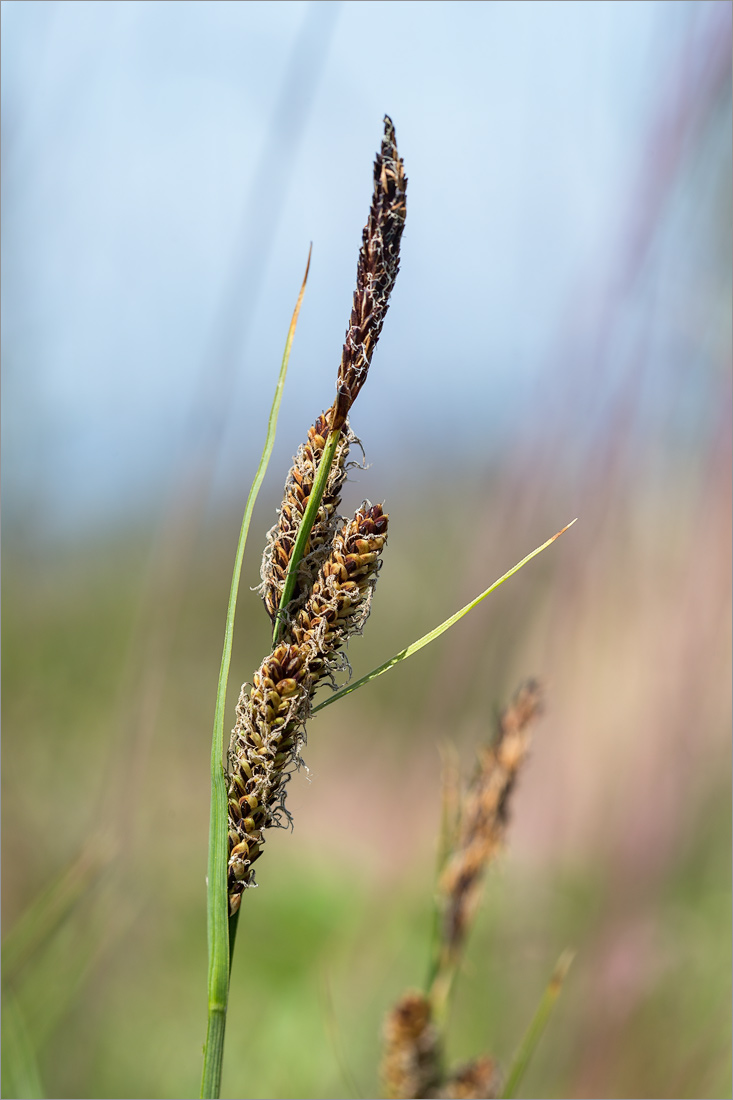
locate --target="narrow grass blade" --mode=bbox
[1,987,44,1099]
[272,425,342,644]
[320,971,363,1100]
[435,744,461,881]
[424,745,461,1001]
[201,246,311,1100]
[500,951,574,1100]
[2,845,109,981]
[312,521,576,715]
[29,889,140,1049]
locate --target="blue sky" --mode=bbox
[2,0,728,536]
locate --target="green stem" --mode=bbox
[425,752,460,1014]
[202,1001,227,1100]
[202,732,230,1100]
[500,951,574,1099]
[272,427,342,645]
[427,949,458,1028]
[1,985,45,1099]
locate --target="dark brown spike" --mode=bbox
[228,119,405,916]
[330,116,407,432]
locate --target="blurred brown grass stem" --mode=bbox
[428,682,543,1022]
[381,684,560,1100]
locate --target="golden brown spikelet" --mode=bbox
[226,643,311,913]
[228,503,389,914]
[381,991,500,1099]
[287,501,389,665]
[381,992,441,1100]
[438,1058,500,1099]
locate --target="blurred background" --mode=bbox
[2,1,731,1097]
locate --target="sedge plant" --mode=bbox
[380,682,573,1099]
[201,117,574,1099]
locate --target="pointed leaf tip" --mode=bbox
[311,519,575,715]
[553,518,577,540]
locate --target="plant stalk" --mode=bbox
[272,426,342,645]
[200,247,311,1098]
[500,951,574,1099]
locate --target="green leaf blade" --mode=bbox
[500,950,574,1099]
[312,520,576,715]
[272,426,342,646]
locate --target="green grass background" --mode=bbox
[3,452,731,1098]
